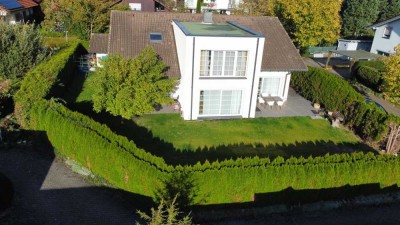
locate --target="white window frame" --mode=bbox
[200,50,248,77]
[199,90,243,116]
[383,26,392,39]
[260,77,282,97]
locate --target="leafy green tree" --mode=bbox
[232,0,272,16]
[41,0,130,39]
[0,21,49,95]
[136,196,194,225]
[342,0,380,37]
[378,0,400,22]
[382,45,400,104]
[273,0,342,48]
[91,46,176,119]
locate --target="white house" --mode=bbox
[89,11,307,120]
[185,0,242,13]
[368,15,400,56]
[0,0,39,24]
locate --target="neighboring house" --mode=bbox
[89,33,109,67]
[119,0,156,11]
[368,15,400,56]
[337,39,372,52]
[90,11,306,120]
[186,0,242,13]
[0,0,40,24]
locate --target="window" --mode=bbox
[149,33,162,43]
[260,78,281,96]
[199,50,248,77]
[129,3,142,11]
[383,26,392,39]
[199,90,242,115]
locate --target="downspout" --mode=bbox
[190,37,196,120]
[248,38,260,118]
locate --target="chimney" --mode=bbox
[203,12,213,24]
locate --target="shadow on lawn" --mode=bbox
[191,183,400,223]
[65,101,376,166]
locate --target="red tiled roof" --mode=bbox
[18,0,38,8]
[0,0,38,12]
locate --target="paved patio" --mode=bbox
[255,88,316,118]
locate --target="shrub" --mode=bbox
[352,60,386,92]
[13,41,83,127]
[292,66,393,141]
[291,67,364,112]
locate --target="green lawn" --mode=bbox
[135,114,361,151]
[62,72,372,165]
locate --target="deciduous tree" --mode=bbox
[382,45,400,104]
[91,46,176,119]
[0,22,49,95]
[273,0,342,48]
[42,0,130,39]
[342,0,380,37]
[232,0,272,16]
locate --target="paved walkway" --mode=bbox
[304,57,400,116]
[0,146,138,225]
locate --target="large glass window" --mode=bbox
[200,50,211,76]
[261,78,281,96]
[199,90,242,115]
[200,50,248,77]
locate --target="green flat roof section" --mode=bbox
[179,22,255,36]
[331,50,382,60]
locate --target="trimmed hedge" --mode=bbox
[352,60,386,92]
[291,66,394,141]
[14,49,400,204]
[14,41,83,127]
[291,67,364,112]
[28,100,400,203]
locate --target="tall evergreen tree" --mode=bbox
[342,0,381,37]
[378,0,400,22]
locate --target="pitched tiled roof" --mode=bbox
[89,33,109,54]
[368,14,400,28]
[108,11,307,78]
[18,0,38,8]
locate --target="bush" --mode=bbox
[292,66,392,141]
[14,51,400,205]
[352,60,386,91]
[13,41,84,127]
[291,67,364,112]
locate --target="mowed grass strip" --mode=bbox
[134,114,361,151]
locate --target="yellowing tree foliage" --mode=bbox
[273,0,342,48]
[232,0,273,16]
[382,45,400,104]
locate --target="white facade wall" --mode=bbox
[185,0,242,10]
[173,21,279,120]
[370,19,400,55]
[257,72,291,101]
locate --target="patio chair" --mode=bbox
[266,100,275,109]
[276,100,284,109]
[258,97,266,108]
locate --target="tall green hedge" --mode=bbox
[14,50,400,205]
[27,99,400,203]
[14,41,83,126]
[291,66,394,141]
[352,60,386,92]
